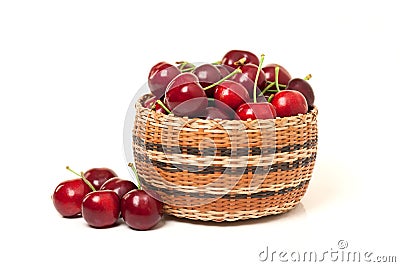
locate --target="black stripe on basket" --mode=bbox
[133,136,317,156]
[141,179,309,200]
[134,152,317,174]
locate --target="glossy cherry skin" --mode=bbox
[202,107,231,120]
[271,90,308,117]
[192,64,222,97]
[286,78,315,107]
[100,178,137,199]
[148,62,181,98]
[144,96,157,109]
[262,64,292,91]
[229,72,256,97]
[82,190,120,228]
[236,102,276,120]
[121,190,164,231]
[221,50,259,69]
[240,63,267,90]
[84,168,118,190]
[144,96,168,114]
[214,80,250,111]
[164,73,208,117]
[215,65,231,77]
[52,179,92,217]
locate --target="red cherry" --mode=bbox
[285,77,315,107]
[215,65,231,77]
[84,168,117,190]
[144,96,157,109]
[192,64,222,97]
[52,178,92,217]
[262,64,292,90]
[240,63,267,90]
[148,62,181,98]
[221,50,259,69]
[214,80,250,111]
[82,190,120,228]
[236,102,276,120]
[229,72,256,97]
[202,106,231,120]
[121,190,164,231]
[164,73,208,117]
[100,178,137,199]
[271,90,308,117]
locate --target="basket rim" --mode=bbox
[137,93,318,124]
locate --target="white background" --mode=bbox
[1,0,399,266]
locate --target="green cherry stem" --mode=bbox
[259,82,277,96]
[211,60,222,65]
[253,54,265,103]
[275,66,280,91]
[203,68,242,91]
[156,100,172,114]
[304,74,312,80]
[128,162,141,190]
[267,94,274,103]
[66,166,96,191]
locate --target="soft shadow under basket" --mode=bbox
[133,94,318,222]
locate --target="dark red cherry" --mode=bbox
[202,107,231,120]
[271,90,308,117]
[262,64,292,90]
[192,64,222,97]
[121,189,164,231]
[144,96,157,109]
[214,80,250,111]
[241,63,267,90]
[100,178,137,199]
[215,65,231,77]
[52,178,92,217]
[285,78,315,107]
[229,72,256,97]
[164,73,208,117]
[84,168,117,190]
[143,96,167,114]
[148,62,181,98]
[221,50,259,69]
[82,190,120,228]
[236,102,276,120]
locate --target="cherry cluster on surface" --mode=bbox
[146,50,315,120]
[52,165,163,230]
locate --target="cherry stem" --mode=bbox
[211,60,221,65]
[253,54,265,103]
[275,66,280,91]
[304,74,312,80]
[234,57,246,66]
[156,100,172,114]
[267,94,274,103]
[259,82,278,96]
[128,163,141,190]
[177,61,189,71]
[203,68,241,91]
[66,166,96,192]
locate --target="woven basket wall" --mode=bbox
[133,94,318,222]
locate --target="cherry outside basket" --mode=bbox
[132,94,318,222]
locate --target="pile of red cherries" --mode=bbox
[145,50,315,120]
[52,165,163,230]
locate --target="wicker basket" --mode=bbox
[132,94,318,222]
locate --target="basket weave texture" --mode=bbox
[133,94,318,222]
